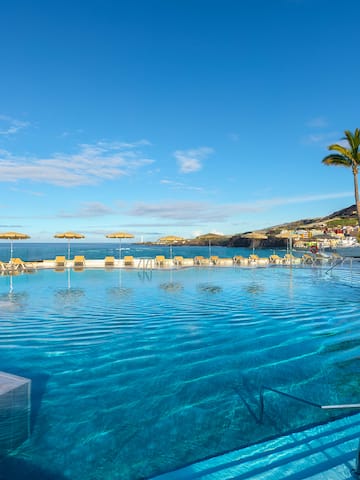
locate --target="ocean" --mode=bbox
[0,242,288,263]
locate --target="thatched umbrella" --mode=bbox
[242,232,268,254]
[106,232,134,259]
[275,231,298,255]
[194,233,226,257]
[158,235,185,259]
[54,231,85,260]
[0,231,30,260]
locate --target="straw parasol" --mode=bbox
[275,231,298,255]
[242,232,268,254]
[54,231,85,260]
[0,231,30,260]
[106,231,134,259]
[158,235,185,259]
[158,235,185,243]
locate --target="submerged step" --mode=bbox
[151,414,360,480]
[0,371,31,455]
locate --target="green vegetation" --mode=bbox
[325,218,358,228]
[322,128,360,225]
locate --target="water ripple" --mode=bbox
[1,266,360,479]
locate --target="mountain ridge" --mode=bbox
[185,205,358,248]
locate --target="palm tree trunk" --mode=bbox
[353,169,360,225]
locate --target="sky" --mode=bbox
[0,0,359,243]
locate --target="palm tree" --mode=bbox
[322,128,360,225]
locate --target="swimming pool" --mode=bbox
[0,265,359,479]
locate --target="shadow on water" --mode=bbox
[197,282,223,294]
[28,372,50,433]
[0,456,69,480]
[159,281,183,293]
[54,288,84,305]
[107,286,133,298]
[0,292,28,310]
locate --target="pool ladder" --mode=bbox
[259,385,360,477]
[137,258,154,270]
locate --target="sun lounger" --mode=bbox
[55,256,66,270]
[282,254,301,265]
[9,258,25,270]
[155,255,166,267]
[194,256,209,265]
[247,254,269,266]
[233,255,244,265]
[269,254,282,264]
[210,256,219,265]
[0,261,9,273]
[73,255,85,270]
[104,256,115,268]
[301,253,314,265]
[9,258,37,273]
[173,256,184,266]
[123,255,134,267]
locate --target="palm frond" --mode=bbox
[327,143,353,158]
[322,154,352,167]
[342,129,360,153]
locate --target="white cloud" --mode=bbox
[302,131,340,146]
[58,202,115,218]
[128,192,353,223]
[0,115,30,135]
[59,129,84,138]
[160,179,204,192]
[10,186,44,197]
[174,147,214,173]
[0,140,154,186]
[130,201,217,221]
[306,117,328,128]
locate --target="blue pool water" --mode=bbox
[0,263,360,479]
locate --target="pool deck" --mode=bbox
[151,413,360,480]
[1,253,341,272]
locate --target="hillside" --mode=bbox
[227,204,358,248]
[263,204,358,232]
[158,205,358,248]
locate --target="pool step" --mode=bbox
[151,413,360,480]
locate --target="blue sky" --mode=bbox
[0,0,359,242]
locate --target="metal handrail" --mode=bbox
[137,258,153,270]
[259,385,360,422]
[325,257,345,273]
[260,385,360,476]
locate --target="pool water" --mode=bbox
[0,266,360,479]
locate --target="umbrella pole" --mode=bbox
[68,240,71,260]
[119,239,122,260]
[10,240,13,260]
[209,240,212,258]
